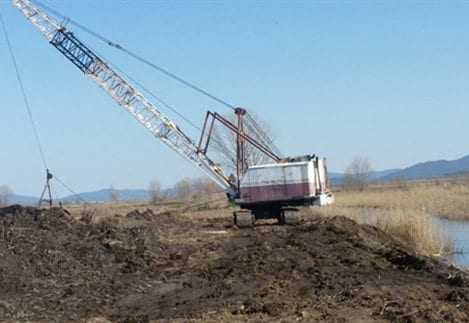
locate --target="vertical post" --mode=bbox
[46,169,53,207]
[235,107,247,190]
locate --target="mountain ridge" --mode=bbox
[379,154,469,181]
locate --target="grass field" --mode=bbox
[335,180,469,219]
[310,179,469,256]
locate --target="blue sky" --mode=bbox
[1,0,468,196]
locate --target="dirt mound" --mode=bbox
[0,206,468,322]
[0,206,161,322]
[113,215,468,322]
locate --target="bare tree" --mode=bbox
[192,177,221,198]
[109,186,120,202]
[174,178,192,200]
[343,157,373,191]
[148,180,163,204]
[0,185,13,206]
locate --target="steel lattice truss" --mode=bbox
[12,0,234,193]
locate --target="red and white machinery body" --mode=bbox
[238,156,334,208]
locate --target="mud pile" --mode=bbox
[200,217,469,322]
[0,205,468,322]
[0,205,161,322]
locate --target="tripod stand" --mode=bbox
[38,169,53,207]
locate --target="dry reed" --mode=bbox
[312,181,464,256]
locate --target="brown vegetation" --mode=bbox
[311,180,469,257]
[172,177,222,201]
[335,180,469,219]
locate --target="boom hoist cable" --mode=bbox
[31,0,244,155]
[32,0,281,156]
[33,0,237,111]
[33,1,236,110]
[0,10,85,206]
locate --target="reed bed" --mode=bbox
[311,180,467,256]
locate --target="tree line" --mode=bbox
[147,177,221,204]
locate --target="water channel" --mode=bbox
[433,217,469,268]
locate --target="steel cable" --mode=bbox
[1,9,89,204]
[1,10,48,170]
[33,0,237,111]
[32,0,281,159]
[54,176,87,204]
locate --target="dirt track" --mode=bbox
[0,205,468,322]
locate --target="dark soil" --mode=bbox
[0,205,468,322]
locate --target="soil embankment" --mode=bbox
[0,205,468,322]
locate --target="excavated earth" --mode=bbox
[0,205,468,322]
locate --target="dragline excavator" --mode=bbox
[12,0,334,227]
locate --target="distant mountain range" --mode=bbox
[379,155,469,182]
[331,154,469,184]
[329,169,402,183]
[10,189,154,206]
[9,154,469,205]
[10,194,39,206]
[60,188,151,203]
